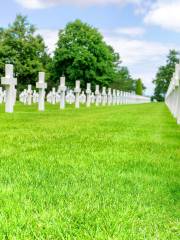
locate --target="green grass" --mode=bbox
[0,102,179,239]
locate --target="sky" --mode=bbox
[1,0,180,95]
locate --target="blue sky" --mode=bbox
[1,0,180,95]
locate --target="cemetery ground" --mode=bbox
[0,102,179,239]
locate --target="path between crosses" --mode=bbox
[0,103,179,239]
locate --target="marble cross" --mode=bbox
[95,85,100,106]
[36,72,47,111]
[59,76,67,109]
[1,64,17,113]
[79,91,86,104]
[86,83,91,107]
[107,88,112,106]
[102,87,107,106]
[66,90,75,104]
[52,88,56,105]
[90,92,95,104]
[33,90,37,103]
[116,90,120,105]
[112,89,117,105]
[27,85,32,105]
[74,80,81,108]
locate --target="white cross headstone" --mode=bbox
[66,90,75,104]
[1,64,17,113]
[102,87,107,106]
[119,91,123,104]
[24,89,28,104]
[90,92,95,104]
[95,85,100,106]
[124,91,127,104]
[33,90,37,103]
[74,80,81,108]
[27,85,32,105]
[112,89,117,105]
[36,72,47,111]
[79,91,86,104]
[86,83,91,107]
[121,91,124,104]
[107,88,112,106]
[47,91,52,103]
[19,90,24,103]
[52,88,56,105]
[116,90,120,105]
[59,76,67,109]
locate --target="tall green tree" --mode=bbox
[52,19,120,89]
[153,50,180,101]
[0,15,51,91]
[110,67,136,91]
[136,78,143,95]
[111,67,146,93]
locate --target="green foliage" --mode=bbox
[153,50,180,101]
[0,103,179,239]
[52,19,120,89]
[136,78,143,95]
[110,66,136,91]
[0,15,51,91]
[0,16,143,93]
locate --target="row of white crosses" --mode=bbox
[0,64,150,113]
[46,80,150,107]
[20,88,39,105]
[165,63,180,124]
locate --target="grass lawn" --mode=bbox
[0,102,179,239]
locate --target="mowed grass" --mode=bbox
[0,102,179,240]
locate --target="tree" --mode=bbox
[110,67,146,93]
[52,19,120,89]
[153,50,180,101]
[110,66,136,91]
[0,15,51,91]
[135,78,143,95]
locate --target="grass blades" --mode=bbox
[0,103,179,239]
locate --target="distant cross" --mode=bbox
[59,76,67,109]
[74,80,81,108]
[116,90,120,105]
[95,85,100,106]
[79,91,86,104]
[86,83,91,107]
[102,87,107,106]
[107,88,112,106]
[52,88,56,105]
[27,85,32,105]
[112,89,117,105]
[36,72,47,111]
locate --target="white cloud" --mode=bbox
[103,32,179,95]
[144,0,180,32]
[15,0,142,9]
[113,27,145,36]
[104,34,169,65]
[37,29,59,53]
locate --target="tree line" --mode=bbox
[0,15,144,95]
